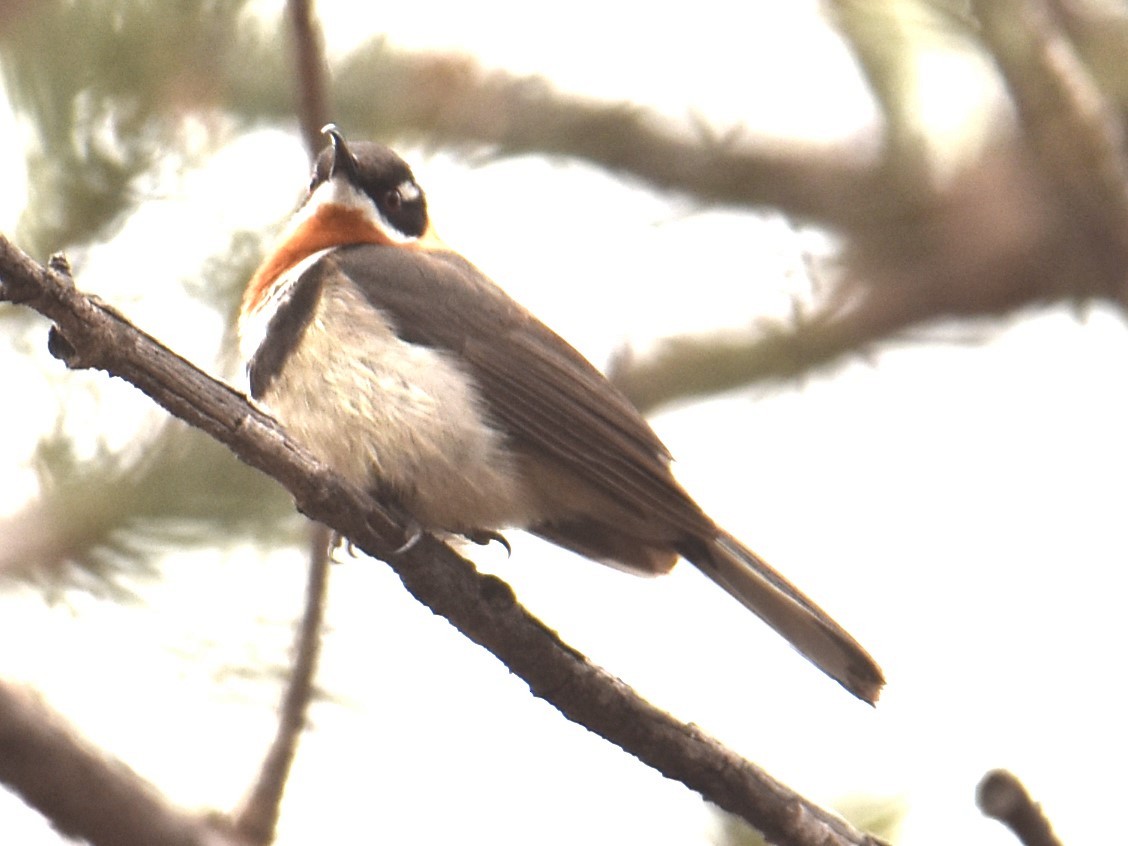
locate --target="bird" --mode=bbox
[238,125,884,704]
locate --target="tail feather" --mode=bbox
[692,531,884,704]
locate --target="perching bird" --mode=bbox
[238,125,884,704]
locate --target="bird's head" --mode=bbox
[305,125,432,245]
[242,125,444,317]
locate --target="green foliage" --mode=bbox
[0,0,306,596]
[3,417,300,600]
[0,0,275,257]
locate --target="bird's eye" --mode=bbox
[384,189,402,211]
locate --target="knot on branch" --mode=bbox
[46,326,79,365]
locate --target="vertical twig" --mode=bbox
[826,0,931,191]
[287,0,331,158]
[232,524,333,845]
[231,6,335,841]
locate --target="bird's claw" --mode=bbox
[463,529,512,558]
[329,530,359,558]
[393,519,425,555]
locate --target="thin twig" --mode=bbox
[0,237,885,846]
[826,0,931,192]
[977,769,1064,846]
[228,9,336,842]
[287,0,331,159]
[232,523,333,845]
[607,310,864,415]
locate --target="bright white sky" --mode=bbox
[3,2,1127,845]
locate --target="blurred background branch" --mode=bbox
[977,769,1064,846]
[0,679,239,846]
[232,526,332,845]
[287,0,331,157]
[7,0,1128,417]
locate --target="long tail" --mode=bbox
[690,531,884,704]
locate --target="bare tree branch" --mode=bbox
[0,678,239,846]
[232,524,332,845]
[594,0,1128,412]
[0,240,885,846]
[287,0,331,159]
[227,10,337,843]
[327,48,880,223]
[973,0,1128,300]
[608,143,1106,412]
[827,0,932,189]
[15,0,1128,404]
[610,133,1128,413]
[977,769,1064,846]
[341,4,1128,413]
[608,303,876,415]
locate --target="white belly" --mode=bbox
[243,268,537,534]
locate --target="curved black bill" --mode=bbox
[321,123,359,180]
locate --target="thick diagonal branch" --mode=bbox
[0,238,884,846]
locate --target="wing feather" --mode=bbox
[328,244,713,538]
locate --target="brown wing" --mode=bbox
[321,245,886,702]
[326,244,715,539]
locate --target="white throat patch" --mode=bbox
[236,247,331,383]
[292,176,420,245]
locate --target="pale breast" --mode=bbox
[240,254,539,533]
